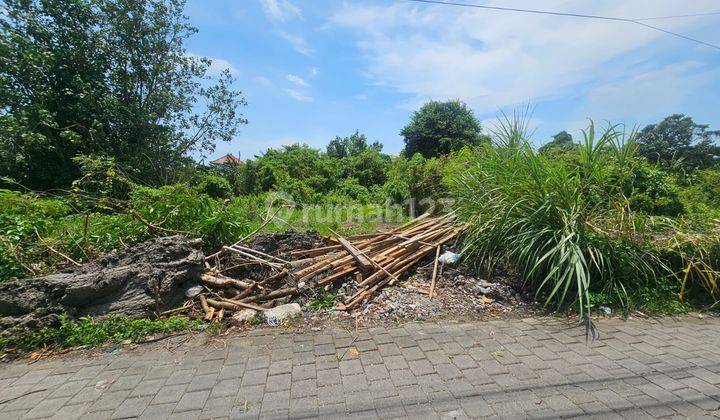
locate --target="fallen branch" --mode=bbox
[129,210,184,235]
[34,228,81,267]
[206,298,264,312]
[201,273,252,290]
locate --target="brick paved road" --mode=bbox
[1,316,720,419]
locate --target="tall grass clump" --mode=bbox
[449,115,676,335]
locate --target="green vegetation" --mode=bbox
[401,100,487,158]
[1,0,720,354]
[0,315,202,355]
[0,0,246,189]
[306,292,337,311]
[449,115,719,333]
[637,114,720,176]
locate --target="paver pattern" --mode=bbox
[1,316,720,419]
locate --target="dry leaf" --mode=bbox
[348,347,360,356]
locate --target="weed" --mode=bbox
[306,291,336,311]
[0,315,202,355]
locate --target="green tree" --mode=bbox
[637,114,720,174]
[326,131,382,158]
[401,100,483,158]
[0,0,246,189]
[539,130,576,155]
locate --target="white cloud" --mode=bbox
[254,75,273,87]
[187,53,238,76]
[329,1,720,113]
[285,88,313,102]
[310,67,320,77]
[260,0,301,22]
[581,61,719,123]
[278,31,313,55]
[286,74,309,87]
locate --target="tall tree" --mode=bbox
[401,100,483,158]
[538,130,575,155]
[0,0,246,189]
[637,114,720,174]
[326,131,382,158]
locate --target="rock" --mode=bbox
[185,285,203,298]
[263,303,302,325]
[231,309,258,324]
[0,235,204,331]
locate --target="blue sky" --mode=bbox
[184,0,720,162]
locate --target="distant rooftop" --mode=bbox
[210,154,242,165]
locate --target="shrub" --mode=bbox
[448,118,670,333]
[627,161,685,217]
[195,173,233,199]
[70,155,132,211]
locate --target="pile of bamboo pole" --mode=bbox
[197,212,464,318]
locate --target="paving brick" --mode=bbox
[111,396,152,418]
[342,373,369,392]
[3,317,720,419]
[266,373,292,391]
[383,355,409,370]
[291,378,317,398]
[152,384,187,404]
[292,363,316,381]
[240,368,268,386]
[23,397,71,419]
[174,390,210,412]
[317,367,342,386]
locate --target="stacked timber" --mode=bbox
[196,213,464,319]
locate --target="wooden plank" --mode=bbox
[429,245,441,300]
[330,229,374,271]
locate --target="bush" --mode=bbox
[627,161,684,217]
[70,155,132,211]
[195,173,233,199]
[129,184,258,248]
[448,118,675,331]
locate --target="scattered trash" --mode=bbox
[599,306,612,315]
[438,251,461,264]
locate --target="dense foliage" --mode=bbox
[0,0,246,189]
[449,116,719,333]
[637,114,720,176]
[401,100,486,158]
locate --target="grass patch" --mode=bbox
[0,315,202,356]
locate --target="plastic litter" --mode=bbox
[438,251,461,264]
[599,306,612,315]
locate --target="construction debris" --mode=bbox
[195,213,465,322]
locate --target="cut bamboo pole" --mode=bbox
[429,245,441,300]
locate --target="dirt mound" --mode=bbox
[249,230,325,257]
[0,236,204,332]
